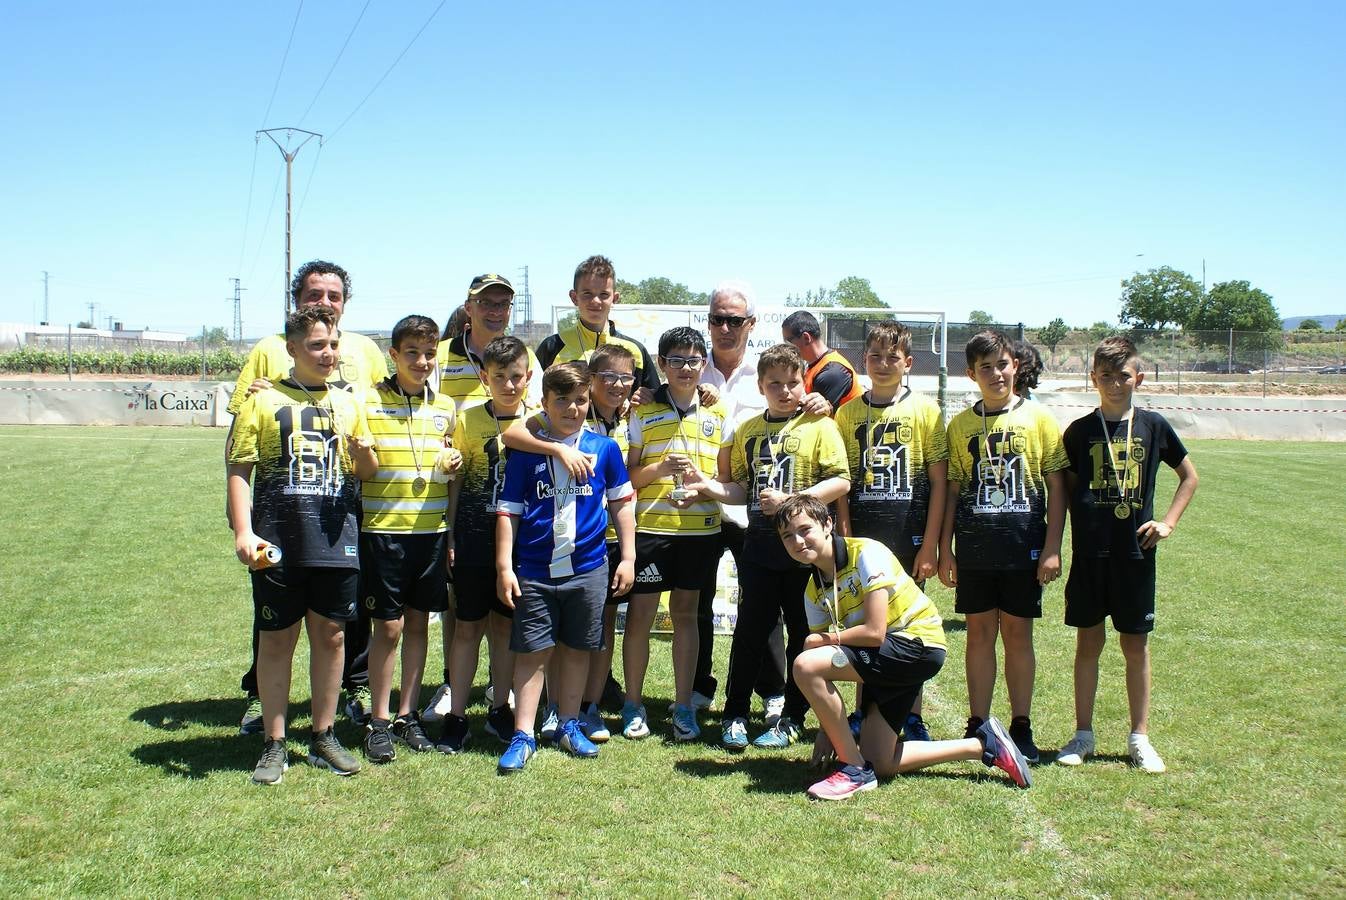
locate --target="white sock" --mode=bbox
[1129,732,1151,747]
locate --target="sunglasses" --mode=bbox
[661,355,706,370]
[708,314,750,329]
[595,371,636,387]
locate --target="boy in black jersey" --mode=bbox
[228,306,379,784]
[1058,337,1197,773]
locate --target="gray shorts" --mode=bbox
[510,563,609,654]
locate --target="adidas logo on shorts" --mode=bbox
[635,564,661,584]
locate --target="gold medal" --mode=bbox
[413,476,426,494]
[863,470,874,489]
[1114,502,1130,519]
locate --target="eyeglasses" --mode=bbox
[708,314,749,329]
[661,355,706,370]
[595,371,636,387]
[474,298,513,312]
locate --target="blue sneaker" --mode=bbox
[752,716,800,749]
[498,730,537,774]
[621,701,650,740]
[557,718,599,758]
[671,704,701,742]
[847,710,863,742]
[721,716,748,751]
[903,713,931,742]
[579,702,610,743]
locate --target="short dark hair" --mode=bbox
[589,343,635,374]
[865,321,912,356]
[284,304,337,341]
[965,330,1014,367]
[782,310,821,340]
[482,335,528,370]
[391,315,440,349]
[758,343,804,379]
[543,361,590,399]
[773,493,831,531]
[1012,340,1044,394]
[1093,336,1142,372]
[574,255,616,290]
[291,260,351,307]
[658,326,706,359]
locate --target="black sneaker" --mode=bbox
[436,713,471,754]
[964,716,986,739]
[239,694,264,736]
[600,672,625,713]
[251,738,289,785]
[391,712,434,753]
[308,726,362,775]
[1009,716,1041,764]
[484,703,515,743]
[362,719,396,764]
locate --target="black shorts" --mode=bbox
[452,564,513,622]
[844,634,946,734]
[632,532,721,594]
[252,566,359,631]
[360,532,448,620]
[511,564,609,653]
[955,568,1043,619]
[1064,553,1156,634]
[605,543,624,606]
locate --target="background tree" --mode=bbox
[833,275,887,309]
[1036,317,1069,362]
[1297,318,1324,331]
[968,310,994,326]
[202,326,231,347]
[615,278,640,305]
[633,276,706,307]
[1118,266,1201,330]
[786,285,835,308]
[76,320,94,329]
[1087,320,1119,342]
[1188,280,1282,350]
[1336,319,1346,332]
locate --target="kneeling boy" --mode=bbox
[777,496,1031,800]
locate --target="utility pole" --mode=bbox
[228,278,245,350]
[87,302,96,329]
[257,128,322,318]
[41,271,50,325]
[516,265,532,329]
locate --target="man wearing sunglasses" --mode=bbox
[694,282,788,721]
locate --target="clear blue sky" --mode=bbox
[2,1,1342,335]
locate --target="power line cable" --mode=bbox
[261,0,305,126]
[327,0,448,143]
[245,167,285,285]
[236,138,261,277]
[293,141,325,226]
[297,0,372,126]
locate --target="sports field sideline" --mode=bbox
[1,426,1342,896]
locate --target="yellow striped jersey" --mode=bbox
[627,386,733,536]
[435,329,542,411]
[946,397,1067,570]
[228,379,372,568]
[836,389,948,558]
[359,377,457,534]
[730,411,849,570]
[450,400,533,561]
[227,330,387,416]
[805,536,945,649]
[534,318,661,392]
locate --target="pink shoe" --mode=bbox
[807,763,877,801]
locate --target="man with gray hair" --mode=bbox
[695,280,786,718]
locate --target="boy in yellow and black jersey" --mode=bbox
[777,496,1032,800]
[683,344,849,750]
[228,305,379,784]
[835,321,948,741]
[938,330,1068,765]
[356,315,462,763]
[436,336,536,753]
[621,327,734,742]
[534,255,661,402]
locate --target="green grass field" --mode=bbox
[1,427,1342,897]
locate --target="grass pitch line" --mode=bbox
[0,432,220,443]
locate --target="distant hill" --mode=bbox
[1282,314,1344,330]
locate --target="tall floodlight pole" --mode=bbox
[257,128,322,318]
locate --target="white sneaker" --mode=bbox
[1129,734,1166,773]
[1056,730,1096,766]
[763,694,785,728]
[539,704,561,742]
[690,690,713,710]
[421,684,452,723]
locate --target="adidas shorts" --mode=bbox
[632,532,721,594]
